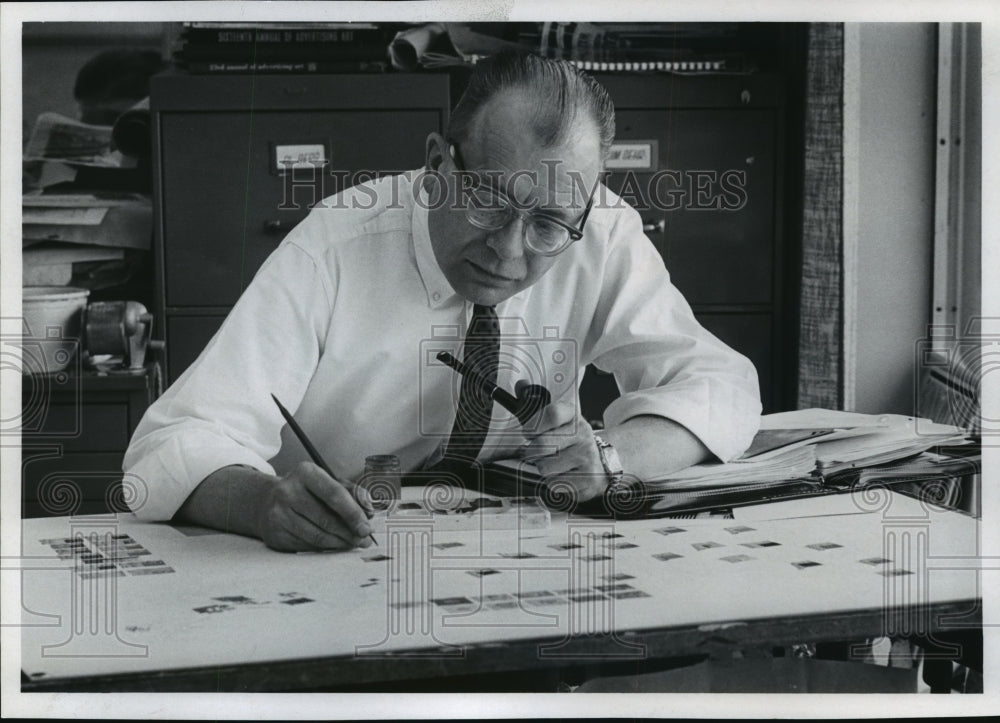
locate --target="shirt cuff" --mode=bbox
[602,383,762,464]
[123,430,275,522]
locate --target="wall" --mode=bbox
[845,23,937,415]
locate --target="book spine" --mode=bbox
[180,60,389,75]
[178,43,388,62]
[182,27,386,45]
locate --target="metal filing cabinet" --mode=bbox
[150,73,451,382]
[583,73,790,415]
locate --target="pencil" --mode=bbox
[271,393,378,547]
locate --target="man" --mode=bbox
[123,51,761,551]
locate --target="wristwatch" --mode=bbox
[593,433,625,487]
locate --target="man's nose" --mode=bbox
[485,217,526,261]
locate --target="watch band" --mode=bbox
[593,433,625,487]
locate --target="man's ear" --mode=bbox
[424,132,448,173]
[423,132,450,202]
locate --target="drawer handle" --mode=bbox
[642,219,665,234]
[263,219,289,234]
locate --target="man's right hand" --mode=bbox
[176,462,375,553]
[254,461,375,552]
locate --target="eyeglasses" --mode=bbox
[449,143,595,257]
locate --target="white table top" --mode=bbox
[16,487,981,684]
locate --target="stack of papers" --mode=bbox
[646,445,818,490]
[809,413,968,475]
[24,112,136,169]
[22,192,152,291]
[647,408,970,490]
[22,241,125,286]
[22,193,152,251]
[825,450,980,487]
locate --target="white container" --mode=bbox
[21,286,90,374]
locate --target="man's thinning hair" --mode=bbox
[447,49,616,160]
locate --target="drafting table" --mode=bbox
[17,487,983,692]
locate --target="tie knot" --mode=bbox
[469,305,499,337]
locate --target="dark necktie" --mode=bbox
[442,304,500,466]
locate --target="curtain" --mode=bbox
[797,23,844,409]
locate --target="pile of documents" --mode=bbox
[22,112,152,288]
[761,409,969,476]
[646,444,818,491]
[24,112,137,170]
[23,193,152,249]
[648,409,971,491]
[23,193,152,286]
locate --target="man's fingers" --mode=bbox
[339,478,376,518]
[521,428,575,460]
[262,506,354,552]
[289,495,366,548]
[534,455,577,478]
[521,397,576,438]
[533,446,591,478]
[285,507,364,551]
[297,464,374,540]
[521,414,592,463]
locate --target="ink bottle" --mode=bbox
[363,454,401,511]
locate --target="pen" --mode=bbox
[271,393,378,547]
[436,351,551,425]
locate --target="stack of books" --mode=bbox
[519,22,748,73]
[173,22,393,74]
[388,23,749,75]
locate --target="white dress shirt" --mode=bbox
[123,171,761,521]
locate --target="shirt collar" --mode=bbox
[411,177,458,309]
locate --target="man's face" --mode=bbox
[425,92,603,307]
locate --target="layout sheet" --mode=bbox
[19,487,981,681]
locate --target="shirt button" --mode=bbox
[432,292,441,301]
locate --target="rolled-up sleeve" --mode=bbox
[585,205,762,463]
[123,233,331,521]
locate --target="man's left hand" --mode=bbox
[518,395,608,505]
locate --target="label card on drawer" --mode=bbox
[272,142,328,173]
[606,140,658,171]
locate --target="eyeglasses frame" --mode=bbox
[448,142,596,257]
